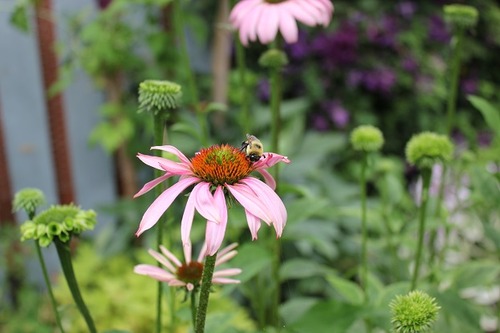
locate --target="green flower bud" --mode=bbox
[350,125,384,152]
[138,80,182,114]
[20,204,97,246]
[444,4,479,31]
[390,290,440,333]
[20,221,37,241]
[36,224,48,239]
[63,217,74,231]
[405,132,454,169]
[47,221,63,236]
[259,49,289,68]
[58,230,70,243]
[12,188,46,217]
[39,235,53,248]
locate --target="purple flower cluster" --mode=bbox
[311,23,359,69]
[312,100,350,131]
[347,68,397,94]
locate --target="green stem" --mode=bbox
[445,29,464,136]
[269,66,282,159]
[194,254,217,333]
[268,49,283,329]
[428,165,447,280]
[54,238,96,333]
[235,38,250,134]
[190,290,197,328]
[173,0,208,146]
[153,112,166,333]
[381,207,399,279]
[35,242,66,333]
[360,153,369,300]
[411,168,432,291]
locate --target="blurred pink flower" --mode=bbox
[134,243,241,291]
[134,144,289,255]
[230,0,334,45]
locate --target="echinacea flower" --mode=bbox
[134,243,241,291]
[230,0,334,46]
[134,144,290,255]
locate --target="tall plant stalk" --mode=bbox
[359,153,369,298]
[411,168,432,291]
[35,243,65,333]
[54,238,96,333]
[236,39,250,134]
[153,112,167,333]
[173,0,208,146]
[267,48,284,329]
[194,254,217,333]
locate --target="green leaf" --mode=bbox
[468,95,500,135]
[432,289,482,331]
[290,300,362,333]
[229,243,272,283]
[280,259,330,281]
[280,298,319,325]
[325,274,364,305]
[9,3,29,33]
[450,260,500,290]
[170,122,202,141]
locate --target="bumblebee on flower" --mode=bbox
[134,141,290,256]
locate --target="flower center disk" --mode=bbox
[177,261,204,285]
[190,144,253,186]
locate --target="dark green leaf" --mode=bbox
[325,274,364,305]
[290,300,362,333]
[468,95,500,135]
[280,259,330,281]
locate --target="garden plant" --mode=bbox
[1,0,500,333]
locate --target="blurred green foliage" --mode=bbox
[3,0,500,332]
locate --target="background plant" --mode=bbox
[2,0,500,332]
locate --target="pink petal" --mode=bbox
[158,160,192,174]
[194,183,222,223]
[230,0,261,26]
[303,0,333,25]
[135,177,200,236]
[134,173,172,198]
[226,183,273,223]
[181,183,203,246]
[244,209,261,240]
[151,145,192,165]
[216,249,238,266]
[253,152,290,169]
[216,243,238,262]
[183,242,192,265]
[257,4,279,44]
[148,249,177,273]
[278,9,299,43]
[159,245,183,267]
[134,264,175,282]
[213,268,242,277]
[168,280,187,287]
[204,187,228,256]
[197,242,208,262]
[254,169,276,190]
[284,1,317,26]
[243,2,266,44]
[241,177,287,237]
[212,278,241,284]
[137,153,170,171]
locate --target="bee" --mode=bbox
[240,134,264,162]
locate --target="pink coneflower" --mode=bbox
[230,0,334,45]
[134,243,241,291]
[134,144,290,255]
